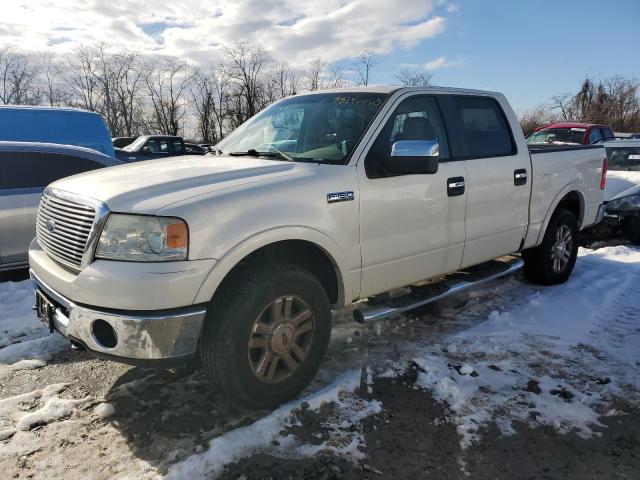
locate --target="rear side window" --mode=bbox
[0,152,103,190]
[600,127,614,141]
[453,96,515,157]
[588,128,603,144]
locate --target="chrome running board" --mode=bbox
[353,257,524,323]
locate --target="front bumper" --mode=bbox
[31,270,206,364]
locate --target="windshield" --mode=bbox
[605,145,640,171]
[215,93,388,163]
[527,127,586,145]
[122,136,148,152]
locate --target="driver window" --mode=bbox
[145,140,157,152]
[365,96,449,177]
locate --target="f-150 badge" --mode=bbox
[327,191,355,203]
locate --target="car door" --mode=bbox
[444,95,530,268]
[172,139,185,156]
[358,94,467,297]
[0,150,104,265]
[0,151,46,266]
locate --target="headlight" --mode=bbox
[95,214,188,262]
[605,194,640,214]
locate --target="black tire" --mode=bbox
[200,263,332,408]
[629,217,640,245]
[522,208,579,285]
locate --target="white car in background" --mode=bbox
[602,139,640,242]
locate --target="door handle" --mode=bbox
[447,176,465,197]
[514,169,528,186]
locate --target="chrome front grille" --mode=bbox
[36,192,97,270]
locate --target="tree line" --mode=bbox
[0,43,433,144]
[519,76,640,136]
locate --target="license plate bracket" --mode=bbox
[35,290,55,333]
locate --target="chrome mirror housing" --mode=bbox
[391,140,439,158]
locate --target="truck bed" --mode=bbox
[528,144,604,154]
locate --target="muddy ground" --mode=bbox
[1,249,639,479]
[220,369,640,480]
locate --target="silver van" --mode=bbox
[0,142,122,271]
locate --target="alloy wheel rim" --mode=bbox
[248,295,315,384]
[550,225,573,273]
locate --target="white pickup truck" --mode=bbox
[28,87,607,407]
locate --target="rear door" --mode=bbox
[0,151,46,265]
[0,151,104,265]
[172,138,186,156]
[358,93,467,296]
[443,95,530,268]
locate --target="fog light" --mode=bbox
[92,319,118,349]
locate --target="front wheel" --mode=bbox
[522,208,579,285]
[200,263,332,408]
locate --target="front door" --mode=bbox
[358,94,467,297]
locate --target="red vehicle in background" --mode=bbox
[527,122,615,145]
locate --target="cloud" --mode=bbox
[0,0,450,66]
[423,55,463,71]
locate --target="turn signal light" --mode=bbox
[167,222,188,249]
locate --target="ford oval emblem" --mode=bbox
[45,219,56,233]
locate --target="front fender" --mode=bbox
[192,226,355,308]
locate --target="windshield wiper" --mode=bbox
[228,149,290,160]
[227,148,323,163]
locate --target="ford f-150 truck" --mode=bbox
[28,87,607,407]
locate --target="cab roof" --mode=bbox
[541,122,607,129]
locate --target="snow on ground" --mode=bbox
[0,246,639,479]
[168,246,640,477]
[167,371,381,479]
[0,279,67,376]
[411,246,640,448]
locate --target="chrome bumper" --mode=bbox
[30,270,206,363]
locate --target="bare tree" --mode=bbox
[146,57,192,136]
[268,61,298,99]
[352,50,376,86]
[553,76,640,132]
[550,93,571,122]
[395,69,433,87]
[303,57,327,91]
[111,51,147,136]
[518,105,557,136]
[38,51,71,106]
[225,42,269,122]
[0,45,40,105]
[326,63,348,89]
[66,45,102,111]
[191,65,231,145]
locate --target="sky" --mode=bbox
[2,0,639,112]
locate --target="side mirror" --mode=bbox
[142,146,151,153]
[381,140,440,175]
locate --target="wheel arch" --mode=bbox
[536,187,585,246]
[193,227,351,308]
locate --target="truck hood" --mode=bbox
[605,171,640,201]
[50,155,305,213]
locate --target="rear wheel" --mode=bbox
[200,263,332,408]
[523,208,579,285]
